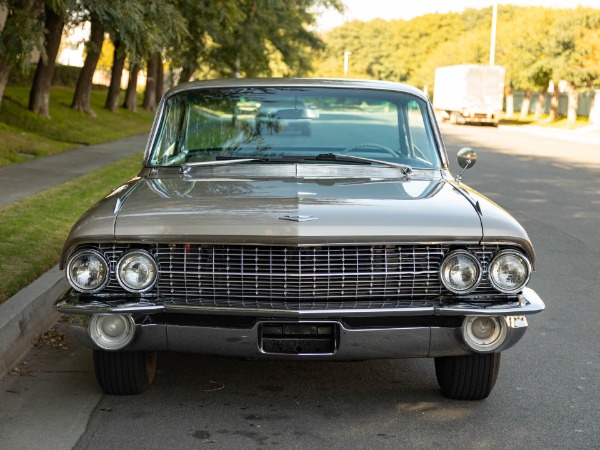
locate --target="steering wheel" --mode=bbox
[341,143,399,157]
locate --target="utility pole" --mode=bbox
[489,1,498,65]
[343,51,352,77]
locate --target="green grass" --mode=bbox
[0,153,142,304]
[500,113,592,130]
[0,86,154,167]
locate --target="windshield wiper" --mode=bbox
[181,154,412,176]
[312,153,412,175]
[181,157,268,174]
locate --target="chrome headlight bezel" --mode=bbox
[440,249,482,294]
[116,249,158,293]
[66,249,110,293]
[489,250,531,294]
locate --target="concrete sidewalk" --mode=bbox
[499,124,600,146]
[0,134,148,379]
[0,134,148,208]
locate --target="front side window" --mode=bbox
[149,87,441,169]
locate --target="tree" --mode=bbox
[103,37,125,111]
[122,62,140,111]
[71,0,145,116]
[28,0,69,117]
[168,0,242,85]
[0,0,45,110]
[71,12,104,115]
[142,51,159,111]
[213,0,344,78]
[117,0,186,112]
[497,7,555,119]
[546,9,600,121]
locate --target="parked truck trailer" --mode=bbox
[433,64,505,126]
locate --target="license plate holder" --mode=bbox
[259,322,338,354]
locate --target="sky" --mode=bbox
[317,0,600,30]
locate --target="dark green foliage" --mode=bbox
[315,5,600,93]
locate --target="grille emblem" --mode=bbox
[279,215,318,222]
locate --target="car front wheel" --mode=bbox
[434,353,500,400]
[93,350,157,395]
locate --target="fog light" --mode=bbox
[88,314,135,350]
[462,316,507,352]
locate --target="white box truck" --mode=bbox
[433,64,505,126]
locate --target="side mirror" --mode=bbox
[456,147,477,182]
[457,147,477,169]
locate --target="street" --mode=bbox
[1,122,599,449]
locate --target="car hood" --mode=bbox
[110,174,483,244]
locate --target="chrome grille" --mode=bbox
[95,243,503,304]
[155,244,446,302]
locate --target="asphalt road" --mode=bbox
[1,123,599,449]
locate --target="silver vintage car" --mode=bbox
[55,78,544,399]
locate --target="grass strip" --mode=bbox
[0,86,153,167]
[0,153,142,304]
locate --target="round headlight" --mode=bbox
[67,249,109,293]
[440,250,482,294]
[489,250,531,293]
[116,250,158,292]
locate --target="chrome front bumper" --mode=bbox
[56,287,545,360]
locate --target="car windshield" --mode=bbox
[148,87,441,169]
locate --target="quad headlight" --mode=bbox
[440,250,482,294]
[67,249,109,293]
[489,250,531,293]
[116,250,158,292]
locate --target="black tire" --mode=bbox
[435,353,501,400]
[93,350,157,395]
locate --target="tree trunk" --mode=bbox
[566,83,578,123]
[71,13,105,116]
[28,4,65,117]
[104,41,126,112]
[155,52,164,101]
[0,63,12,111]
[0,0,45,110]
[548,83,560,121]
[234,57,241,78]
[179,66,194,85]
[142,54,158,112]
[504,86,514,118]
[520,90,531,120]
[123,62,140,112]
[534,92,545,120]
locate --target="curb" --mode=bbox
[0,266,67,379]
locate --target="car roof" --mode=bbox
[163,78,428,102]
